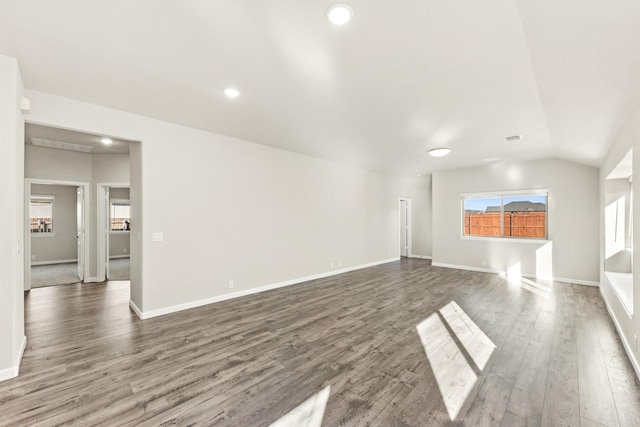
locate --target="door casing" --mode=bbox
[399,198,412,257]
[24,178,90,290]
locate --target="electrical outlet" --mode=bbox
[481,260,487,266]
[229,280,234,289]
[123,248,128,253]
[338,260,342,267]
[31,254,36,260]
[388,251,391,256]
[330,262,334,268]
[152,232,163,242]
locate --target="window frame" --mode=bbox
[460,188,549,242]
[30,195,55,237]
[110,198,131,233]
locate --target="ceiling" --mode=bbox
[25,123,131,154]
[2,1,640,176]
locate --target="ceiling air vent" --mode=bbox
[31,138,93,153]
[504,135,522,142]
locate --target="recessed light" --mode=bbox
[101,138,113,145]
[484,157,500,162]
[224,88,240,98]
[327,4,354,25]
[428,148,451,157]
[417,174,422,177]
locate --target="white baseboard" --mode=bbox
[601,290,640,381]
[0,336,26,382]
[410,254,432,260]
[31,258,77,266]
[432,262,599,287]
[109,255,130,260]
[84,277,98,283]
[133,257,400,320]
[129,300,144,319]
[432,262,504,275]
[549,276,599,287]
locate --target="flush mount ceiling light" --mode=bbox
[484,157,501,162]
[101,137,113,145]
[327,4,354,25]
[224,88,240,98]
[428,148,451,157]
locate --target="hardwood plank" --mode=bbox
[575,289,621,426]
[0,259,638,426]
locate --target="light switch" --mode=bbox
[152,232,163,242]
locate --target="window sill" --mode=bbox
[604,271,634,318]
[460,235,549,244]
[31,233,56,238]
[110,231,131,235]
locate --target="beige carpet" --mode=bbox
[31,262,81,288]
[31,258,130,287]
[108,258,130,281]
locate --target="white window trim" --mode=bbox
[459,235,548,244]
[460,188,549,199]
[460,188,549,242]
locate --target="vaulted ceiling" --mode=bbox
[1,0,639,175]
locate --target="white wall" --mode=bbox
[22,89,430,318]
[30,184,78,263]
[432,158,599,284]
[600,105,640,378]
[25,146,130,279]
[0,55,25,380]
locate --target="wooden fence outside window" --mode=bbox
[464,212,546,238]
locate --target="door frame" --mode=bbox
[398,198,412,257]
[97,182,130,282]
[24,178,90,290]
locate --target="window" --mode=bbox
[30,195,54,233]
[462,190,547,240]
[110,199,131,232]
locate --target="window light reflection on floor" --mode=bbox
[520,277,551,299]
[416,301,496,421]
[269,385,331,427]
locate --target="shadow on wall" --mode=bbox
[504,241,553,282]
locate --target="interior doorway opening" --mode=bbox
[25,179,90,289]
[97,183,131,282]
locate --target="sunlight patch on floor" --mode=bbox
[416,301,496,420]
[270,385,331,427]
[520,277,551,299]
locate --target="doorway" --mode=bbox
[25,179,89,289]
[97,183,131,282]
[399,198,411,258]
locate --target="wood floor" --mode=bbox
[1,259,639,426]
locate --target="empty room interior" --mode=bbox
[1,1,640,426]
